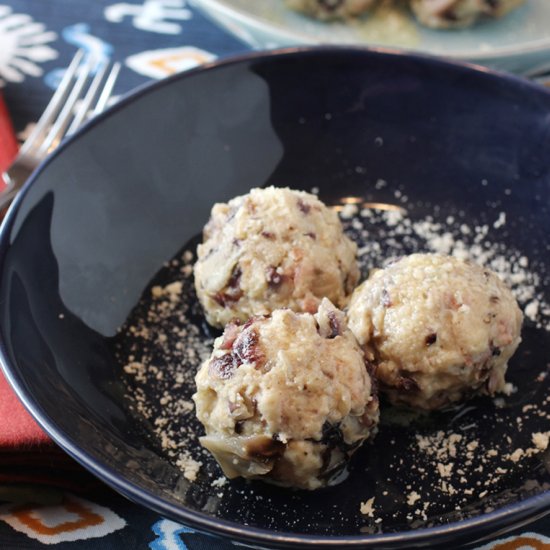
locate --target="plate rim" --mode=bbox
[1,45,550,548]
[191,0,550,61]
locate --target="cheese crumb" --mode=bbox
[177,455,202,482]
[437,463,453,478]
[532,432,550,451]
[360,497,375,517]
[525,301,539,320]
[340,203,359,219]
[493,212,506,229]
[151,281,183,302]
[508,449,524,462]
[211,476,228,488]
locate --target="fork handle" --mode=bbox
[0,185,19,213]
[0,158,35,213]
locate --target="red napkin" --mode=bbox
[0,90,53,452]
[0,92,103,494]
[0,91,18,177]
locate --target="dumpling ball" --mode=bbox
[193,299,379,490]
[285,0,375,20]
[194,187,359,329]
[347,253,523,410]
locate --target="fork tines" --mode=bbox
[21,50,121,158]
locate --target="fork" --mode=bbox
[0,50,121,212]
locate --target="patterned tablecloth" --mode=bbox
[0,1,549,548]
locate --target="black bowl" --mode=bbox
[1,47,550,549]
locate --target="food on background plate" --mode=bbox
[347,253,523,410]
[286,0,376,20]
[194,187,359,329]
[193,299,379,490]
[285,0,526,28]
[410,0,526,29]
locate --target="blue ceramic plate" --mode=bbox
[1,48,550,548]
[190,0,550,72]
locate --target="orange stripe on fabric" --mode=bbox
[491,536,550,550]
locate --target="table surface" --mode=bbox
[1,1,550,548]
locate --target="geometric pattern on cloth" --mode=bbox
[476,531,550,550]
[0,493,126,544]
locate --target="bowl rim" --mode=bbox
[1,45,550,548]
[191,0,550,61]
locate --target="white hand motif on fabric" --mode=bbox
[105,0,192,35]
[0,5,58,86]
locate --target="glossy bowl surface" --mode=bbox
[1,48,550,548]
